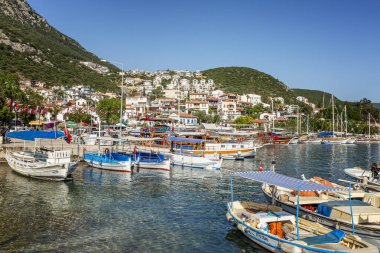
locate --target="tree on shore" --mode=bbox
[97,98,122,124]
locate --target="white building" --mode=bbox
[217,99,241,120]
[75,98,87,107]
[186,100,209,115]
[240,94,262,106]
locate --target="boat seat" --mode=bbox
[288,196,330,205]
[300,229,345,246]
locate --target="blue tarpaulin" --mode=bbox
[166,137,203,143]
[317,200,370,217]
[234,171,345,192]
[301,229,346,245]
[5,130,65,141]
[318,131,334,137]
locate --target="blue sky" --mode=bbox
[28,0,380,102]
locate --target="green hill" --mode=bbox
[202,67,296,103]
[0,0,118,91]
[291,88,342,108]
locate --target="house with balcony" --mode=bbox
[189,92,207,101]
[186,100,209,115]
[217,99,241,120]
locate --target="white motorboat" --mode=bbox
[170,153,222,170]
[5,130,78,181]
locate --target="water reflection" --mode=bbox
[80,166,133,185]
[0,144,379,252]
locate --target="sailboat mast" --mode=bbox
[296,107,299,135]
[344,105,348,136]
[271,99,275,131]
[322,93,325,109]
[369,113,371,137]
[332,95,335,134]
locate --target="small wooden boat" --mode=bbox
[5,130,78,181]
[344,167,374,181]
[262,182,380,244]
[344,164,380,191]
[226,201,377,253]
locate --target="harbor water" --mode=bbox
[0,144,379,252]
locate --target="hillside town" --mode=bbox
[16,69,321,132]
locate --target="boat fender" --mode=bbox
[226,213,234,224]
[237,223,247,233]
[280,241,306,253]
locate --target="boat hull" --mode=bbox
[84,153,132,172]
[226,202,376,253]
[170,154,222,170]
[5,151,73,181]
[262,187,380,244]
[137,159,170,171]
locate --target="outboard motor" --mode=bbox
[371,163,380,179]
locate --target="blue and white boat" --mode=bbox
[226,171,378,253]
[134,151,170,171]
[83,152,133,172]
[83,137,133,172]
[120,136,170,171]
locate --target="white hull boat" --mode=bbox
[137,159,170,171]
[170,153,222,170]
[5,150,77,181]
[226,201,377,253]
[344,167,372,180]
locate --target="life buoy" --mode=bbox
[104,148,110,154]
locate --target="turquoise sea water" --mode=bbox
[0,144,379,252]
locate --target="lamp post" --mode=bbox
[101,60,125,140]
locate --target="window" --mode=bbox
[232,145,236,148]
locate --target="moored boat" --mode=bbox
[227,171,378,252]
[170,153,222,170]
[83,151,133,172]
[258,172,380,244]
[5,130,78,181]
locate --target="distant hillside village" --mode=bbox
[19,69,320,130]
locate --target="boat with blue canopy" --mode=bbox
[5,130,78,181]
[120,136,170,171]
[83,137,133,172]
[256,171,380,246]
[226,171,378,252]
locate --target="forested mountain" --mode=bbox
[291,88,342,108]
[0,0,118,91]
[202,67,297,103]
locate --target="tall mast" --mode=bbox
[332,95,335,134]
[322,93,325,109]
[368,113,371,137]
[344,105,348,136]
[296,106,299,134]
[271,99,274,131]
[177,81,180,125]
